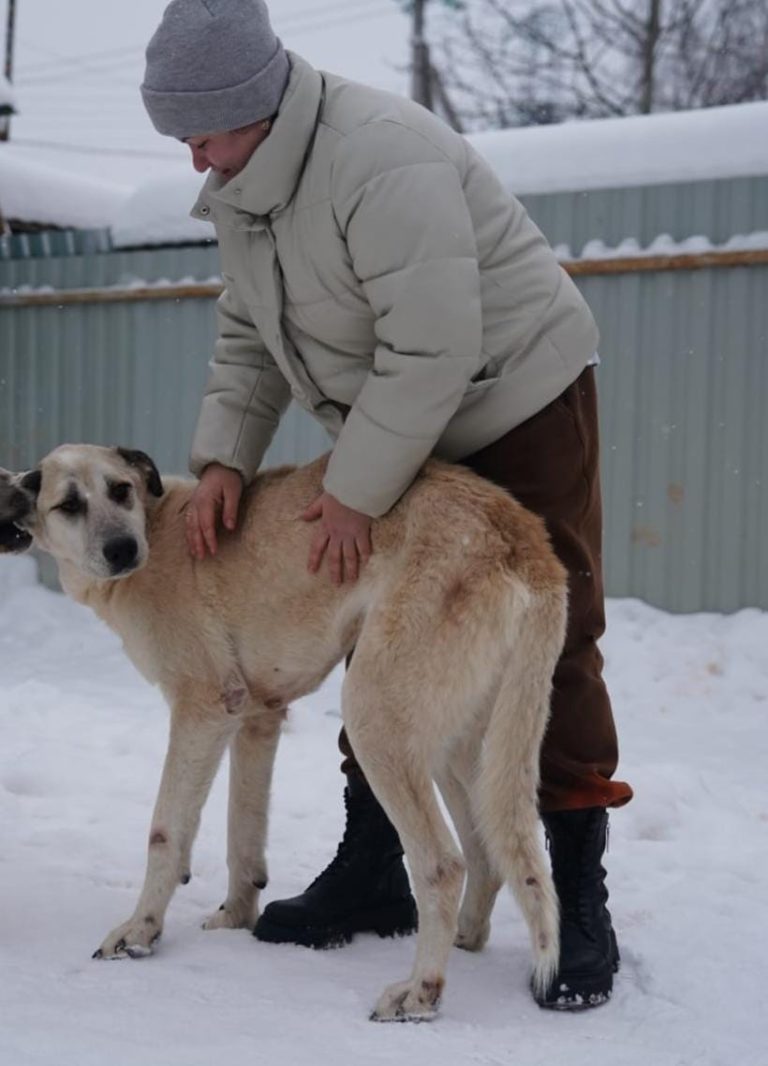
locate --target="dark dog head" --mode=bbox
[0,468,37,554]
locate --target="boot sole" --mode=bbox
[253,897,418,950]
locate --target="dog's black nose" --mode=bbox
[103,536,138,574]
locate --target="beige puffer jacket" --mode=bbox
[189,52,599,516]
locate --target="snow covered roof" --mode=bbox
[5,99,767,246]
[110,100,768,249]
[111,169,215,249]
[0,147,129,229]
[470,100,768,196]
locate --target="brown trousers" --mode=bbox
[338,367,633,813]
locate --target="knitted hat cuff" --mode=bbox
[141,42,289,139]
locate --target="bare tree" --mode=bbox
[431,0,768,130]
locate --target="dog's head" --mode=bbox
[0,444,164,580]
[0,467,36,554]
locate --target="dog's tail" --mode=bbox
[473,579,566,998]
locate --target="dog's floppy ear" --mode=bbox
[116,448,164,498]
[20,468,42,496]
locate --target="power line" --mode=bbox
[17,40,146,76]
[15,1,402,87]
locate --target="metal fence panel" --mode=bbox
[522,176,768,254]
[583,263,768,613]
[1,176,766,611]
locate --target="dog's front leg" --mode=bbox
[94,702,234,960]
[202,710,283,931]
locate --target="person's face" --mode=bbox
[184,121,271,181]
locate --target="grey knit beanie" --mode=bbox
[141,0,290,139]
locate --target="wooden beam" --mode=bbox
[563,248,768,276]
[1,248,767,308]
[0,282,223,308]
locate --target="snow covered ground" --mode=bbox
[0,554,765,1066]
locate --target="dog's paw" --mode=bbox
[201,900,254,931]
[370,976,443,1023]
[455,916,490,952]
[93,917,162,960]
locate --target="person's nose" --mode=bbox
[189,145,210,173]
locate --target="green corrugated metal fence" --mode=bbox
[1,178,766,611]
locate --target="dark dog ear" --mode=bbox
[20,468,42,496]
[116,448,164,498]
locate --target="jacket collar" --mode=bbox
[191,53,323,224]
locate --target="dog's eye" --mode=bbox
[56,497,84,516]
[109,482,132,505]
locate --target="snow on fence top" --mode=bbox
[471,100,768,196]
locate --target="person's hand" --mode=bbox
[302,491,372,585]
[186,463,243,559]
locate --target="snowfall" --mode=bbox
[0,551,766,1066]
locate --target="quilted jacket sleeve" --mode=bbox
[323,122,484,516]
[190,280,292,481]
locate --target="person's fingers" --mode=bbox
[186,504,207,559]
[357,528,372,564]
[308,528,329,573]
[301,496,324,522]
[199,496,219,556]
[342,537,358,583]
[222,481,241,531]
[185,508,198,557]
[328,537,344,586]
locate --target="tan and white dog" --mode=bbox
[0,444,567,1021]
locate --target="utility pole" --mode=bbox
[1,0,17,141]
[430,64,463,131]
[4,0,15,81]
[410,0,434,111]
[640,0,661,114]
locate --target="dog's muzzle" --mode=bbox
[0,521,33,554]
[102,535,140,576]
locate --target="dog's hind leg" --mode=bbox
[203,710,282,932]
[94,697,235,960]
[342,659,465,1023]
[435,738,503,954]
[471,592,565,1000]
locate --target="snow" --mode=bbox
[110,167,214,248]
[110,103,768,249]
[0,552,765,1066]
[471,100,768,195]
[0,148,130,229]
[555,230,768,264]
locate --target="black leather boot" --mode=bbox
[535,807,620,1010]
[253,774,417,948]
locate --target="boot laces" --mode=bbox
[549,814,608,934]
[306,789,364,890]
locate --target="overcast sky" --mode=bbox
[5,0,411,182]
